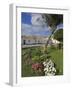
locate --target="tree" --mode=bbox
[42,14,63,50]
[54,29,63,42]
[54,29,63,49]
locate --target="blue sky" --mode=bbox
[21,12,63,36]
[21,13,31,25]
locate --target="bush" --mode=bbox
[58,43,63,49]
[54,29,63,42]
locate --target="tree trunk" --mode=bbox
[44,26,56,52]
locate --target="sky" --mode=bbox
[21,12,63,36]
[21,13,31,24]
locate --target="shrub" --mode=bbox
[43,59,56,76]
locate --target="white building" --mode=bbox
[21,35,48,45]
[21,35,60,46]
[51,38,60,45]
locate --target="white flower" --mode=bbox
[43,62,46,66]
[52,67,56,72]
[44,68,49,72]
[43,59,56,76]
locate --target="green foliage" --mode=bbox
[54,29,63,42]
[32,56,40,63]
[40,54,49,61]
[42,14,63,47]
[22,46,63,77]
[43,14,63,27]
[48,49,63,75]
[50,45,57,50]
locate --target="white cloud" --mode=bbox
[21,24,33,36]
[21,13,52,36]
[31,13,46,26]
[21,23,51,36]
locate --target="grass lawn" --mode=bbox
[21,46,63,77]
[48,48,63,75]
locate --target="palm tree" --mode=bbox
[42,14,63,51]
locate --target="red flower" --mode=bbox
[32,63,44,71]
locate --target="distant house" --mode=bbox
[51,38,60,45]
[21,35,48,45]
[21,35,60,48]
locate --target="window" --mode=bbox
[23,40,26,45]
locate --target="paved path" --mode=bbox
[22,44,45,48]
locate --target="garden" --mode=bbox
[21,45,63,77]
[21,14,63,77]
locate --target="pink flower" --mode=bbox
[32,63,44,71]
